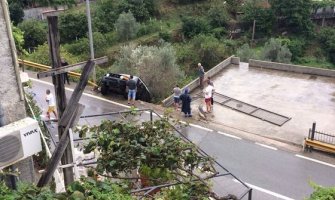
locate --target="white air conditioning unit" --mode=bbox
[0,117,42,169]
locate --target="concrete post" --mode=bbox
[0,0,35,183]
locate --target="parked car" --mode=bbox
[100,73,152,102]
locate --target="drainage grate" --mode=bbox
[197,92,291,126]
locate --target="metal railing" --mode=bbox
[308,122,335,145]
[18,59,98,87]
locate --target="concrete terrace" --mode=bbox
[191,62,335,145]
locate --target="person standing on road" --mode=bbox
[61,58,70,85]
[204,82,214,113]
[127,75,137,105]
[173,84,182,110]
[179,88,192,117]
[207,77,214,111]
[45,89,57,120]
[198,63,205,89]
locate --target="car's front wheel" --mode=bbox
[101,84,108,95]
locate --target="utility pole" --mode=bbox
[252,19,256,42]
[46,16,74,186]
[85,0,95,83]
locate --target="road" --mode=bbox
[30,78,335,200]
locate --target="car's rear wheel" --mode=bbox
[101,84,108,95]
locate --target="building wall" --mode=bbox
[0,1,35,183]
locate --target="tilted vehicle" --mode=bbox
[100,73,152,102]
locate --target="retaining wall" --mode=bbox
[162,56,239,107]
[249,59,335,77]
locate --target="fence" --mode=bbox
[304,122,335,154]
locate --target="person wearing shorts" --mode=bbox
[173,85,181,110]
[204,83,214,113]
[45,89,57,120]
[127,75,137,105]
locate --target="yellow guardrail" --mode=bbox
[18,59,98,87]
[304,138,335,154]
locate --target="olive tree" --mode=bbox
[115,12,140,42]
[114,42,183,99]
[261,38,292,63]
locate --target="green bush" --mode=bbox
[8,1,24,25]
[318,28,335,64]
[308,182,335,200]
[59,12,88,43]
[207,5,229,28]
[237,44,254,62]
[115,12,140,41]
[137,20,161,37]
[286,38,306,62]
[93,0,119,33]
[18,20,47,50]
[159,31,172,42]
[181,16,210,38]
[261,38,292,63]
[191,34,226,70]
[241,3,275,37]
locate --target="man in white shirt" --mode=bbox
[45,89,57,120]
[204,83,214,113]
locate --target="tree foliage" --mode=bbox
[114,42,183,99]
[236,43,255,62]
[115,12,140,42]
[269,0,313,34]
[181,16,210,39]
[18,19,47,50]
[12,25,27,55]
[0,177,132,199]
[59,12,88,43]
[318,28,335,64]
[261,38,292,63]
[241,3,275,37]
[308,182,335,200]
[8,1,24,25]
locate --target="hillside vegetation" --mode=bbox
[10,0,335,100]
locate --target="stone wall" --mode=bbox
[0,1,34,183]
[249,59,335,77]
[162,56,239,107]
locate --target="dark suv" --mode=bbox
[100,73,152,102]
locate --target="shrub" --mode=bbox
[308,182,335,200]
[8,1,24,25]
[261,38,292,63]
[207,5,229,28]
[191,34,226,70]
[137,19,161,37]
[93,0,118,33]
[237,44,254,62]
[114,42,183,99]
[59,12,88,43]
[318,28,335,64]
[115,12,140,42]
[241,3,275,37]
[181,16,210,39]
[18,20,47,50]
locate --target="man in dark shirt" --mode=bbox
[61,58,70,85]
[127,75,137,105]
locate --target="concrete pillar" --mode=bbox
[0,1,35,183]
[231,57,240,65]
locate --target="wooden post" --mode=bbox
[37,61,95,187]
[252,19,256,43]
[47,16,74,186]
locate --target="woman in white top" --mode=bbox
[45,89,57,120]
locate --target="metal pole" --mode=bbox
[150,110,153,123]
[311,122,316,140]
[85,0,95,83]
[248,189,253,200]
[252,20,256,42]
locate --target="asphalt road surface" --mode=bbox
[30,78,335,200]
